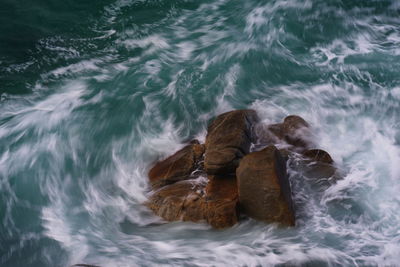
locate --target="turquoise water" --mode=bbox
[1,0,400,266]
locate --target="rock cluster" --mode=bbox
[146,110,338,228]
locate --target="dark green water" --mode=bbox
[1,0,400,266]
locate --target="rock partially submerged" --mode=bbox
[300,149,339,188]
[146,109,338,229]
[255,115,314,152]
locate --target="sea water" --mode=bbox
[1,0,400,266]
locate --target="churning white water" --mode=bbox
[1,0,400,266]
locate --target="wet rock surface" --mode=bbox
[147,176,239,229]
[148,142,205,189]
[147,180,206,222]
[236,145,295,226]
[204,109,259,175]
[204,175,239,228]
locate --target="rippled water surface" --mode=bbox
[1,0,400,266]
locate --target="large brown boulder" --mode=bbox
[236,145,295,226]
[205,110,259,175]
[204,176,239,228]
[148,142,205,189]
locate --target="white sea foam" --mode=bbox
[42,204,89,265]
[44,59,102,79]
[118,35,170,54]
